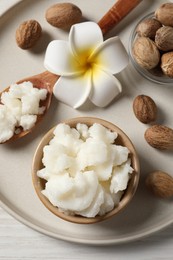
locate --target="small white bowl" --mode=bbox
[32,117,140,224]
[129,12,173,86]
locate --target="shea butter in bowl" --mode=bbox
[32,117,140,224]
[129,12,173,86]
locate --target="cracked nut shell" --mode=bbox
[155,3,173,27]
[132,37,160,70]
[155,26,173,52]
[16,20,42,49]
[133,95,157,124]
[161,51,173,78]
[136,18,162,39]
[144,125,173,150]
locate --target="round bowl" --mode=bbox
[32,117,140,224]
[128,12,173,86]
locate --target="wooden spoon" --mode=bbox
[0,0,142,144]
[98,0,142,35]
[0,71,59,143]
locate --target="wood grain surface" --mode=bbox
[0,207,173,260]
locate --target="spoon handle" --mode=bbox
[17,71,59,92]
[31,71,59,91]
[98,0,143,35]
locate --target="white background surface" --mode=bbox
[1,207,173,259]
[0,0,173,259]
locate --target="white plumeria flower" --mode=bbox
[44,22,129,109]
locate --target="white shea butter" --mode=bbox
[0,81,47,142]
[38,123,134,218]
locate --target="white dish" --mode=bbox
[0,0,173,245]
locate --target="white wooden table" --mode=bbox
[0,207,173,259]
[0,1,173,259]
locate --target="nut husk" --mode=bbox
[16,20,42,49]
[155,3,173,27]
[45,3,82,30]
[145,125,173,150]
[133,95,157,124]
[155,26,173,52]
[161,51,173,78]
[136,18,162,39]
[132,37,160,70]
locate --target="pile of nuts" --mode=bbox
[132,3,173,78]
[133,94,173,150]
[133,94,173,199]
[15,3,82,49]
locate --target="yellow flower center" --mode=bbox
[78,51,94,70]
[69,48,102,79]
[79,49,102,78]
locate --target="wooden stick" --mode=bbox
[98,0,143,35]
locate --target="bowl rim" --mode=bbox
[32,117,140,224]
[128,12,173,86]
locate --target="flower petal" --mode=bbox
[44,40,83,76]
[69,22,103,58]
[53,71,92,108]
[89,37,129,74]
[89,67,122,107]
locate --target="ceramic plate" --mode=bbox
[0,0,173,245]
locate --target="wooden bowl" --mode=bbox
[32,117,140,224]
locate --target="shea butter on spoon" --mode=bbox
[0,71,58,144]
[0,81,47,143]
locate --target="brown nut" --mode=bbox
[16,20,42,49]
[45,3,82,30]
[161,51,173,78]
[136,18,162,39]
[144,125,173,150]
[133,95,157,124]
[132,37,160,70]
[155,3,173,27]
[146,171,173,198]
[155,26,173,52]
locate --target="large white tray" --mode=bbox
[0,0,173,245]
